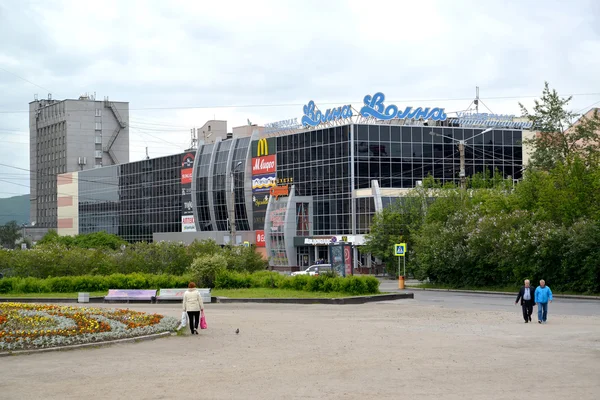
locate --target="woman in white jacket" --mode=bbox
[182,282,204,335]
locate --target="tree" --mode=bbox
[520,82,600,170]
[0,221,22,249]
[362,191,427,277]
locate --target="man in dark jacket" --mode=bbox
[515,279,536,323]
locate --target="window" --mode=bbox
[95,109,102,117]
[95,122,102,130]
[95,150,103,158]
[95,136,102,144]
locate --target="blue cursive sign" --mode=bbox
[301,100,353,127]
[359,92,447,122]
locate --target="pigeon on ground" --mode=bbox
[235,328,239,334]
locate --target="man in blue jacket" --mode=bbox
[535,280,553,324]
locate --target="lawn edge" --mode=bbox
[405,286,600,301]
[215,292,414,304]
[0,331,172,357]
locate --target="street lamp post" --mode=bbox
[429,128,493,190]
[230,161,243,245]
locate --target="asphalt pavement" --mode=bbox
[379,280,600,317]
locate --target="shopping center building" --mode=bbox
[57,92,533,271]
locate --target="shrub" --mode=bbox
[214,270,380,295]
[0,278,14,293]
[188,253,228,288]
[0,273,195,294]
[215,270,251,289]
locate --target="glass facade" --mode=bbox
[354,125,523,189]
[76,136,252,242]
[74,122,524,257]
[276,126,351,235]
[79,153,183,242]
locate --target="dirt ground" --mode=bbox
[1,301,599,400]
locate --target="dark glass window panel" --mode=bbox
[422,143,433,158]
[503,130,513,146]
[391,126,401,142]
[413,143,423,158]
[401,127,412,142]
[513,146,522,160]
[401,142,412,158]
[483,130,493,145]
[473,129,485,145]
[514,131,522,145]
[429,128,442,144]
[357,125,369,142]
[411,127,422,143]
[380,126,391,142]
[381,162,391,178]
[494,130,503,145]
[369,162,380,178]
[390,143,402,158]
[369,125,379,142]
[504,146,513,158]
[453,129,464,142]
[464,129,475,145]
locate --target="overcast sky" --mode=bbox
[1,0,600,198]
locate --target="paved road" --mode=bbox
[379,281,600,317]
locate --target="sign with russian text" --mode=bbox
[269,185,289,199]
[255,230,266,247]
[264,118,303,134]
[252,155,276,175]
[182,216,196,231]
[252,174,276,192]
[301,91,447,128]
[181,153,196,232]
[456,112,533,129]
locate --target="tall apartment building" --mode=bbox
[29,94,129,228]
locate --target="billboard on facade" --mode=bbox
[255,230,266,247]
[252,174,276,192]
[252,155,276,175]
[181,153,196,232]
[181,215,196,231]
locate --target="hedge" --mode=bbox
[0,271,381,296]
[214,271,380,296]
[0,239,267,279]
[0,273,192,294]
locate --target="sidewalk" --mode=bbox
[377,277,600,301]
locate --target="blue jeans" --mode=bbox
[538,302,548,322]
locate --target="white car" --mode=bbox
[291,264,333,276]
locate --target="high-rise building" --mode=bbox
[29,94,129,228]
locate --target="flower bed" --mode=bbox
[0,303,178,352]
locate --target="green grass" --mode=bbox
[410,283,600,296]
[0,292,108,298]
[211,288,356,298]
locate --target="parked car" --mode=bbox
[291,264,333,276]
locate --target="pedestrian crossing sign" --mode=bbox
[394,243,406,257]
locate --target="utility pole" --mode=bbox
[229,161,242,245]
[459,141,466,190]
[230,170,236,245]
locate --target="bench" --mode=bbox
[104,289,157,303]
[156,288,211,304]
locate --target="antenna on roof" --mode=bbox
[145,147,150,160]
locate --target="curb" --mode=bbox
[405,287,600,301]
[0,331,172,357]
[215,293,414,305]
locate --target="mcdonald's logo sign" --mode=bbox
[257,138,269,157]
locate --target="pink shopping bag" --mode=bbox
[200,310,207,330]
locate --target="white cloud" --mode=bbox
[1,0,599,197]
